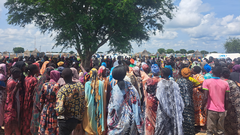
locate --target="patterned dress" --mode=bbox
[224,79,240,135]
[0,81,6,126]
[145,77,161,135]
[22,76,38,135]
[177,78,195,135]
[155,79,184,135]
[107,81,143,135]
[192,74,206,126]
[4,78,21,135]
[38,82,60,135]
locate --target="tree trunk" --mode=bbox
[80,52,92,70]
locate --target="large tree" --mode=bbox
[5,0,175,68]
[200,50,209,55]
[157,48,165,54]
[13,47,24,53]
[187,50,195,54]
[224,37,240,53]
[179,49,187,54]
[166,49,174,54]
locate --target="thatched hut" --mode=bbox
[24,50,30,56]
[192,50,203,58]
[141,49,150,57]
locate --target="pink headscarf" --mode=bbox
[49,70,60,83]
[0,64,7,81]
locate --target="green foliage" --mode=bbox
[13,47,24,53]
[187,50,195,54]
[4,0,175,67]
[210,51,218,53]
[200,50,209,54]
[157,48,165,54]
[179,49,187,54]
[166,49,174,54]
[224,37,240,53]
[175,50,180,53]
[69,51,75,54]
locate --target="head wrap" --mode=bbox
[165,65,173,77]
[233,65,240,73]
[181,68,191,78]
[130,58,135,64]
[57,61,64,67]
[33,62,40,70]
[142,64,149,73]
[57,66,64,74]
[13,57,18,62]
[40,61,49,75]
[70,67,80,82]
[101,62,107,67]
[151,64,160,75]
[49,70,60,83]
[204,64,212,73]
[0,64,7,76]
[133,66,140,77]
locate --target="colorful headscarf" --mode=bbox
[151,64,160,75]
[57,61,64,67]
[57,66,64,74]
[181,68,191,78]
[89,68,99,93]
[130,58,135,64]
[165,65,173,77]
[232,65,240,73]
[0,63,7,76]
[49,70,60,83]
[70,67,80,82]
[133,66,140,77]
[142,64,149,73]
[40,61,49,75]
[204,64,211,73]
[101,62,107,67]
[98,66,106,80]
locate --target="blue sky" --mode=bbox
[0,0,240,53]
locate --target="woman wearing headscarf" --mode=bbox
[49,70,61,83]
[230,65,240,84]
[30,67,54,135]
[40,61,49,75]
[98,66,112,134]
[191,66,206,131]
[22,64,39,135]
[155,68,184,135]
[37,70,60,135]
[144,64,161,135]
[83,68,105,135]
[4,67,22,135]
[107,65,143,134]
[222,68,240,135]
[0,64,7,132]
[133,66,144,104]
[176,68,195,135]
[204,64,213,79]
[13,61,26,115]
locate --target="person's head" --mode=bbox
[222,68,230,79]
[181,67,191,78]
[62,68,73,82]
[112,65,126,89]
[151,64,160,76]
[142,64,149,73]
[133,66,140,77]
[161,68,171,80]
[13,61,26,73]
[232,65,240,73]
[191,66,201,75]
[204,64,212,73]
[212,66,222,77]
[26,64,39,76]
[124,65,129,73]
[48,63,56,68]
[10,67,21,79]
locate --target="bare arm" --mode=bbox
[80,63,87,73]
[225,92,229,111]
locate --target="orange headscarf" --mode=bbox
[40,61,49,75]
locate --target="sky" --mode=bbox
[0,0,240,54]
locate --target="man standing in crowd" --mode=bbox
[202,66,230,135]
[55,68,85,135]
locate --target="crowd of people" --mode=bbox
[0,54,239,135]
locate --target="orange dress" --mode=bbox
[192,74,206,126]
